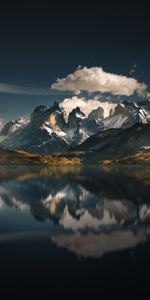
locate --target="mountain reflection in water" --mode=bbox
[0,165,150,259]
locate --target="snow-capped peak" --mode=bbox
[1,118,29,136]
[0,100,150,154]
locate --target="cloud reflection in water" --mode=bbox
[0,165,150,258]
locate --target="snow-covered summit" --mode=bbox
[0,100,150,154]
[1,118,29,136]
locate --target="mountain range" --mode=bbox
[0,166,150,257]
[0,100,150,162]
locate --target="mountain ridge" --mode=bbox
[0,100,150,156]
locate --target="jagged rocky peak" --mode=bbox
[123,100,149,116]
[122,100,139,113]
[30,105,48,122]
[70,106,85,116]
[51,101,61,112]
[1,118,28,136]
[114,103,126,114]
[30,102,67,130]
[122,100,146,123]
[1,99,150,155]
[49,101,67,131]
[68,107,86,129]
[88,107,104,120]
[109,101,134,116]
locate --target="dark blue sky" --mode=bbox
[0,1,150,121]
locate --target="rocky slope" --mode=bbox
[0,102,104,153]
[0,103,69,154]
[0,100,150,154]
[73,123,150,163]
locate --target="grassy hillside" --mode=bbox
[0,148,81,166]
[0,147,150,166]
[99,150,150,165]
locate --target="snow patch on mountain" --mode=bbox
[0,100,150,154]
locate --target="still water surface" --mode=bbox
[0,165,150,295]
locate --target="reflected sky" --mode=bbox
[0,165,150,258]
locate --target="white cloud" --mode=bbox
[51,66,147,96]
[51,229,146,258]
[60,96,116,118]
[0,83,68,96]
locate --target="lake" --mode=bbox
[0,165,150,296]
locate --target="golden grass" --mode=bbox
[99,151,150,166]
[0,148,82,166]
[0,147,150,167]
[142,146,150,150]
